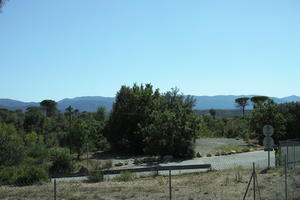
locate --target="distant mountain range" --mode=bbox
[0,95,300,112]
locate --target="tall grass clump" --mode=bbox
[87,171,104,182]
[115,170,135,182]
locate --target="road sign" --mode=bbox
[263,137,274,149]
[263,125,274,137]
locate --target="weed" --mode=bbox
[87,171,104,182]
[115,171,135,182]
[156,176,166,186]
[224,176,230,186]
[234,165,243,183]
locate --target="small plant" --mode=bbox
[234,165,243,183]
[116,170,134,182]
[87,171,104,182]
[156,176,166,185]
[224,176,230,186]
[275,148,282,166]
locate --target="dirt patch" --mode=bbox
[194,138,248,155]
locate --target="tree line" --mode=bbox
[1,84,299,185]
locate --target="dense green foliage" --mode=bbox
[250,100,286,144]
[279,102,300,140]
[0,86,300,185]
[198,99,300,145]
[105,84,200,158]
[0,165,48,185]
[0,122,24,166]
[0,101,107,185]
[48,147,74,176]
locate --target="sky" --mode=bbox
[0,0,300,102]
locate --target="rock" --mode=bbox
[249,148,254,152]
[221,151,227,156]
[242,148,250,152]
[230,150,237,154]
[124,161,128,165]
[196,152,202,158]
[133,158,143,164]
[206,153,212,157]
[163,155,173,162]
[114,162,123,167]
[215,152,220,156]
[78,166,88,175]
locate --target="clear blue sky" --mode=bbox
[0,0,299,102]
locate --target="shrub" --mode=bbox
[0,165,48,185]
[115,170,135,182]
[13,166,48,185]
[24,144,50,167]
[0,167,16,185]
[49,147,74,176]
[87,171,104,182]
[0,123,24,167]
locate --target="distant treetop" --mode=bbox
[250,96,270,104]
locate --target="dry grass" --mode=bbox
[214,144,248,152]
[1,168,299,200]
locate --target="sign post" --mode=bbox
[263,125,274,169]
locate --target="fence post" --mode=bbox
[169,170,172,200]
[54,179,57,200]
[253,163,256,200]
[293,144,296,169]
[286,146,289,168]
[285,155,288,200]
[86,143,89,171]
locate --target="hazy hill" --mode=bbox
[0,99,39,110]
[58,96,114,112]
[0,95,300,112]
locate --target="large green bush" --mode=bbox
[0,165,48,185]
[250,101,286,144]
[105,84,200,158]
[49,147,74,176]
[0,123,24,167]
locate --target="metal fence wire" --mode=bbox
[279,139,300,168]
[1,151,300,200]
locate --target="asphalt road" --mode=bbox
[157,150,275,175]
[52,150,275,182]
